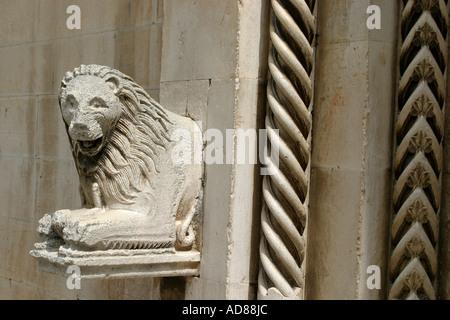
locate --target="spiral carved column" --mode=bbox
[390,0,448,300]
[258,0,316,300]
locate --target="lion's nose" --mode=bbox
[69,121,102,141]
[69,122,89,139]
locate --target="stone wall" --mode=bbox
[0,0,448,300]
[0,0,163,299]
[159,0,269,299]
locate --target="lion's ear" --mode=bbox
[106,76,123,95]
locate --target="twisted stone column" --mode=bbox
[258,0,316,300]
[390,0,448,300]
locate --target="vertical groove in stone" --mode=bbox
[258,0,316,300]
[390,0,448,300]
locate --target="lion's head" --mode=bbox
[59,64,173,206]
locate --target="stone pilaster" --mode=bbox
[305,0,399,299]
[389,0,448,300]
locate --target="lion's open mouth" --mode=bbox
[77,136,104,156]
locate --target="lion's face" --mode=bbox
[60,75,122,157]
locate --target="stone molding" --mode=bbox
[258,0,316,300]
[390,0,448,300]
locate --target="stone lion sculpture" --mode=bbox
[36,64,202,252]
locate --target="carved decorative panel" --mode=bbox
[390,0,448,300]
[258,0,316,300]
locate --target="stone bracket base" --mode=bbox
[30,245,200,279]
[257,287,302,300]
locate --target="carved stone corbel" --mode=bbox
[30,65,203,278]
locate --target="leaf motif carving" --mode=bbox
[408,131,433,154]
[411,94,435,118]
[413,0,440,13]
[413,23,438,48]
[406,163,431,189]
[406,235,426,258]
[405,269,424,292]
[412,59,435,83]
[390,0,446,300]
[406,200,429,224]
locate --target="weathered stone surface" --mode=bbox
[30,64,203,277]
[258,0,316,300]
[160,0,269,300]
[388,0,448,300]
[1,0,449,301]
[32,245,201,279]
[0,0,167,299]
[306,0,399,300]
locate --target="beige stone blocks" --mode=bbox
[7,220,41,286]
[0,44,53,96]
[0,98,36,156]
[161,0,238,82]
[198,80,236,294]
[34,160,80,217]
[53,34,116,93]
[36,96,71,160]
[306,0,399,300]
[0,158,36,222]
[0,0,40,45]
[311,40,366,169]
[115,26,162,91]
[307,167,361,299]
[5,216,110,299]
[35,0,161,42]
[0,0,164,299]
[0,217,7,277]
[160,0,268,299]
[160,80,209,123]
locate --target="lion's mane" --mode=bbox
[60,64,172,206]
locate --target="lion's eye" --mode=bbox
[90,98,107,109]
[92,102,107,109]
[65,97,76,110]
[62,97,76,123]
